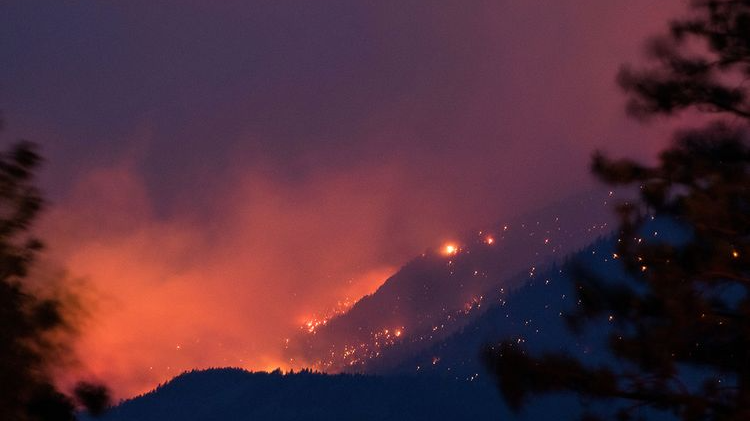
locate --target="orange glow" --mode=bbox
[485,236,495,245]
[732,250,739,258]
[442,243,459,256]
[38,163,420,399]
[10,0,688,402]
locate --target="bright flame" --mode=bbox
[442,243,458,255]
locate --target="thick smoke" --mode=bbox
[1,0,685,399]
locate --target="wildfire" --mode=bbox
[442,243,459,256]
[303,318,328,334]
[300,297,357,334]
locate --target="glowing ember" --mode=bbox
[442,243,459,256]
[300,296,357,334]
[303,318,329,334]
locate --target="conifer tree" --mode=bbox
[0,134,110,420]
[483,1,750,420]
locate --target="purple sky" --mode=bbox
[1,0,684,397]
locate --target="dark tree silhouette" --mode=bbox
[483,1,750,420]
[0,129,110,420]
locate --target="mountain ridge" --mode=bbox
[285,189,617,373]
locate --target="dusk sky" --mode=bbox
[1,0,684,398]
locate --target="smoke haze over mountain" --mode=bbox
[1,0,683,398]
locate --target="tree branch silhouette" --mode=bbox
[483,1,750,420]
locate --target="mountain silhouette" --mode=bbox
[89,190,673,420]
[285,189,616,373]
[81,368,506,421]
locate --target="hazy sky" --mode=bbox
[1,0,684,397]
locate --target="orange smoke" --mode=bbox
[38,159,465,399]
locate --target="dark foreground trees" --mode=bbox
[483,1,750,420]
[0,135,109,420]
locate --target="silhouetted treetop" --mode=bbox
[483,1,750,420]
[0,137,110,420]
[619,0,750,120]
